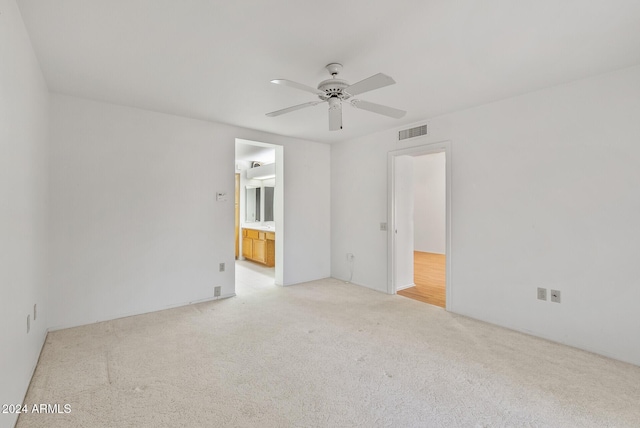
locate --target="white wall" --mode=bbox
[49,94,330,330]
[331,65,640,366]
[413,152,446,254]
[0,1,49,427]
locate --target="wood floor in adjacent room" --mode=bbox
[397,251,446,308]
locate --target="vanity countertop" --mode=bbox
[242,225,275,232]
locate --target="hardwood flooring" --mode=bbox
[397,251,446,308]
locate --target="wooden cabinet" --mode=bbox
[242,236,253,259]
[253,239,266,263]
[242,228,275,267]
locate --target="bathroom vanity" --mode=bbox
[242,227,275,267]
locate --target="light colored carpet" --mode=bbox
[17,266,640,427]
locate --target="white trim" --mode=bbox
[396,282,416,291]
[47,293,236,332]
[235,138,284,286]
[387,141,452,311]
[15,329,49,428]
[451,308,640,367]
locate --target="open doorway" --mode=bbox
[388,142,451,309]
[235,139,284,288]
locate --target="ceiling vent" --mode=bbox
[398,124,427,141]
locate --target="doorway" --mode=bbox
[388,142,451,309]
[235,139,284,287]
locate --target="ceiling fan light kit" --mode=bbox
[267,63,406,131]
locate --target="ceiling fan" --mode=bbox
[266,63,406,131]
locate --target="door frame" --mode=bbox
[235,173,240,259]
[235,138,284,286]
[387,140,452,310]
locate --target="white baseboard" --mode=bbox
[449,307,640,368]
[47,293,236,332]
[15,330,49,428]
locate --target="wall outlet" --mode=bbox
[550,289,561,303]
[34,303,37,320]
[27,314,30,333]
[346,253,354,262]
[214,286,221,297]
[537,287,547,301]
[219,262,225,272]
[380,222,387,231]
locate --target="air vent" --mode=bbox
[398,124,427,141]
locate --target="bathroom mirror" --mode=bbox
[245,187,260,222]
[245,185,275,223]
[263,186,274,222]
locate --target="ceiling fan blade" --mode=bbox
[328,100,343,131]
[266,101,324,117]
[350,99,406,119]
[271,79,325,96]
[343,73,395,96]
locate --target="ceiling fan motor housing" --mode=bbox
[317,79,350,101]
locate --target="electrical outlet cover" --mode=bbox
[550,289,561,303]
[537,287,547,301]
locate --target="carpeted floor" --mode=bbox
[17,265,640,427]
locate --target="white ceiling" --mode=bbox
[16,0,640,144]
[236,141,275,164]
